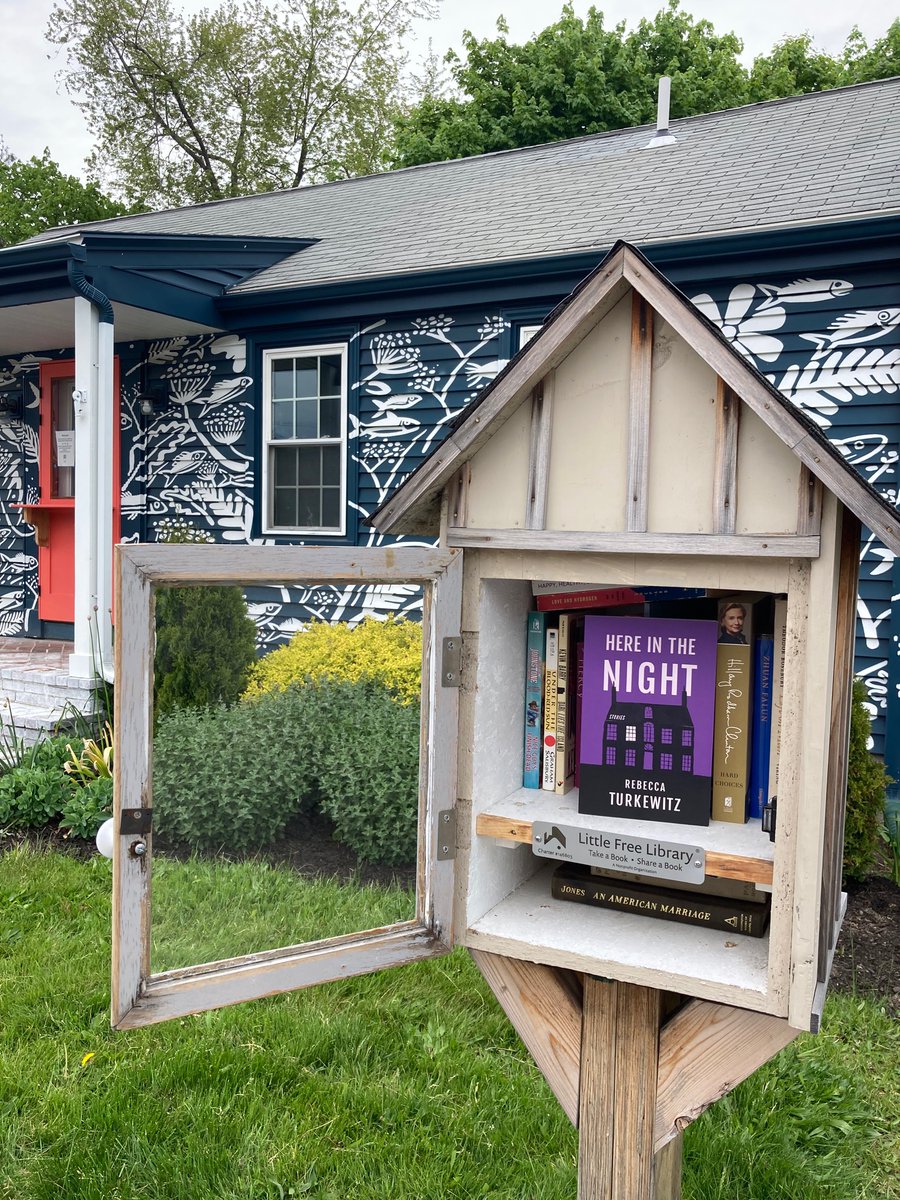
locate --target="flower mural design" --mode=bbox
[692,284,785,363]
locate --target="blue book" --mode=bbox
[748,636,774,821]
[523,611,546,788]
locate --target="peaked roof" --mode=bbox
[22,77,900,300]
[370,240,900,558]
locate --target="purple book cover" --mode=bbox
[578,616,717,826]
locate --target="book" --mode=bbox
[578,615,718,826]
[574,633,585,788]
[767,599,787,807]
[589,865,768,904]
[711,597,756,824]
[523,612,546,789]
[535,584,708,612]
[551,863,771,937]
[541,623,559,791]
[554,613,577,794]
[748,636,774,821]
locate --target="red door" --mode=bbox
[35,361,121,624]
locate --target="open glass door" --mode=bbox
[111,544,462,1029]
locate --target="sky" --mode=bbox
[0,0,896,181]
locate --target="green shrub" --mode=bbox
[844,679,891,883]
[244,615,422,705]
[304,678,420,865]
[0,764,71,828]
[153,526,258,720]
[59,776,113,839]
[152,688,319,852]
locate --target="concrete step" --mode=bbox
[0,699,86,750]
[0,668,102,711]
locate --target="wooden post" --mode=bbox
[578,980,677,1200]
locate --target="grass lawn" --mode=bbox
[1,844,897,1200]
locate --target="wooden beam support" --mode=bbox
[469,950,582,1125]
[447,528,820,558]
[655,999,798,1148]
[797,465,823,536]
[444,465,470,534]
[627,294,653,532]
[578,976,619,1197]
[713,379,740,535]
[525,376,554,530]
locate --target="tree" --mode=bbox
[394,2,900,169]
[48,0,433,209]
[0,150,125,246]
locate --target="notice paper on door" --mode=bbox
[55,431,75,467]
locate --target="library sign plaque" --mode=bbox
[532,821,706,884]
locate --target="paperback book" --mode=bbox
[542,623,559,791]
[522,612,546,789]
[552,863,771,937]
[578,615,718,826]
[554,613,576,794]
[711,597,755,824]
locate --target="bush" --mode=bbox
[153,526,258,720]
[844,679,891,883]
[152,688,319,852]
[59,777,113,839]
[304,678,421,865]
[0,764,72,828]
[244,616,422,705]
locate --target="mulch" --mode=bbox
[2,823,897,1012]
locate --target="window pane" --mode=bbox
[320,396,341,438]
[273,447,297,486]
[297,488,321,527]
[295,359,318,398]
[272,400,294,440]
[296,398,318,439]
[297,446,320,486]
[273,487,297,527]
[322,445,341,485]
[271,359,295,400]
[322,487,340,529]
[320,354,342,396]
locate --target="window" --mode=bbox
[263,345,347,534]
[605,722,618,741]
[518,324,542,349]
[605,746,617,765]
[660,753,673,771]
[661,728,673,744]
[682,728,693,747]
[625,725,636,742]
[624,749,636,767]
[643,721,654,742]
[682,754,693,772]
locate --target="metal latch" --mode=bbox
[120,807,153,835]
[437,809,457,860]
[441,636,461,687]
[762,796,777,842]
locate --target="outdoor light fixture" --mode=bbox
[0,379,23,422]
[137,382,169,418]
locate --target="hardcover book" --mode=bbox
[535,584,709,612]
[711,597,756,824]
[552,863,771,937]
[767,599,787,808]
[578,615,718,826]
[748,635,774,821]
[522,612,546,789]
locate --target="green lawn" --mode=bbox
[1,845,897,1200]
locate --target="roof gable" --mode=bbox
[371,241,900,557]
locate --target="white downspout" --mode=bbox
[70,295,100,680]
[95,320,115,679]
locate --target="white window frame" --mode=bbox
[112,543,462,1029]
[518,324,543,349]
[262,343,348,536]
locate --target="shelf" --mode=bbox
[466,867,770,1004]
[475,787,774,885]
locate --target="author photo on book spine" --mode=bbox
[718,602,747,644]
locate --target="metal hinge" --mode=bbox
[437,809,457,860]
[120,807,152,836]
[762,795,777,842]
[441,636,461,687]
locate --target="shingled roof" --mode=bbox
[25,76,900,297]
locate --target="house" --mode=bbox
[0,77,897,761]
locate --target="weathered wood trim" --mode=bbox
[611,984,660,1198]
[654,1000,798,1148]
[627,294,653,532]
[111,547,155,1028]
[373,251,630,533]
[447,528,820,558]
[811,891,847,1033]
[578,976,619,1196]
[444,465,470,533]
[797,466,823,536]
[473,813,773,885]
[525,376,554,530]
[713,380,739,535]
[470,950,582,1125]
[116,543,458,586]
[116,926,447,1028]
[817,508,859,988]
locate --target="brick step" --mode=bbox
[0,699,88,750]
[0,668,102,710]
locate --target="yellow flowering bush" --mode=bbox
[243,616,422,705]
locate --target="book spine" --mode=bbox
[748,636,774,820]
[537,587,644,612]
[555,613,574,794]
[542,625,559,791]
[589,865,767,904]
[768,599,787,804]
[551,866,770,937]
[523,612,546,789]
[711,643,752,823]
[574,635,585,788]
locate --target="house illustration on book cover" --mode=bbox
[579,616,718,826]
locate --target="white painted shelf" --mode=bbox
[466,866,770,1006]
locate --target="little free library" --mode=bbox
[110,238,900,1199]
